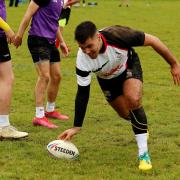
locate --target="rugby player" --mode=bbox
[59,21,180,170]
[0,1,28,139]
[14,0,69,128]
[56,0,80,48]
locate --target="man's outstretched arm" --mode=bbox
[58,85,90,140]
[144,33,180,85]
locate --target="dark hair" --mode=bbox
[75,21,97,44]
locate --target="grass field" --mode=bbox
[0,0,180,179]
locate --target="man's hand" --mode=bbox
[60,42,69,57]
[171,63,180,86]
[13,35,22,48]
[5,28,15,44]
[58,127,81,141]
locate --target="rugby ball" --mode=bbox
[47,140,79,159]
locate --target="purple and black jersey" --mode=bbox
[29,0,63,43]
[0,0,6,37]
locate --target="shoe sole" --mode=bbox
[139,167,152,171]
[139,165,152,171]
[33,122,58,129]
[0,135,28,140]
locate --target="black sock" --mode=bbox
[130,107,148,134]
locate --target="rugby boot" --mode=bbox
[138,152,152,171]
[0,125,28,139]
[45,110,69,121]
[32,116,58,128]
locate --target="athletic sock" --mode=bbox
[36,107,45,118]
[135,133,148,156]
[46,102,55,112]
[129,107,149,156]
[130,107,148,134]
[0,115,10,127]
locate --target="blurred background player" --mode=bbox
[56,0,80,48]
[119,0,129,7]
[0,1,28,139]
[14,0,69,129]
[82,0,86,7]
[72,0,85,8]
[9,0,19,7]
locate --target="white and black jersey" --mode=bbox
[76,40,128,85]
[74,25,145,127]
[76,25,145,86]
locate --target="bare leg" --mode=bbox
[15,0,19,7]
[119,0,129,7]
[9,0,14,7]
[32,61,58,128]
[123,78,142,110]
[109,78,142,118]
[0,61,14,114]
[109,95,129,119]
[35,61,50,107]
[0,61,28,138]
[45,62,69,120]
[109,78,151,167]
[47,62,61,103]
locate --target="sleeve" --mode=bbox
[0,17,10,32]
[76,49,91,86]
[76,67,91,86]
[73,85,90,127]
[121,26,145,47]
[33,0,51,7]
[73,50,91,127]
[101,25,145,48]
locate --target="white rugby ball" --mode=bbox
[47,140,79,159]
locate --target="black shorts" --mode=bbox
[0,36,11,62]
[28,35,60,64]
[59,8,71,25]
[97,53,143,102]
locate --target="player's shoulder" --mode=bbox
[76,49,91,70]
[99,25,128,40]
[99,25,130,33]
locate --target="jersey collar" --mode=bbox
[99,33,107,54]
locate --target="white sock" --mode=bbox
[46,102,55,112]
[135,133,148,156]
[0,115,10,127]
[36,107,45,118]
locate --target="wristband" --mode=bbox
[0,18,11,32]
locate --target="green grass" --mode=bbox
[0,0,180,179]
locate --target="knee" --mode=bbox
[125,95,141,109]
[39,73,50,84]
[51,73,62,83]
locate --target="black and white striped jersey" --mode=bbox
[76,25,145,86]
